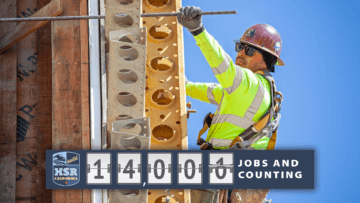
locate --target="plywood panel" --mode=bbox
[0,0,17,202]
[36,0,53,201]
[15,1,39,202]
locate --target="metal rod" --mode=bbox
[0,15,105,22]
[0,10,236,22]
[140,10,237,17]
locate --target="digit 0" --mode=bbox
[154,159,165,179]
[184,159,195,179]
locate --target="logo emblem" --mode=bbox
[53,151,80,186]
[275,41,281,52]
[244,29,256,38]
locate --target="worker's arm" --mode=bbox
[177,6,240,94]
[193,30,240,94]
[186,81,223,105]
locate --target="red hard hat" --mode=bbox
[235,24,285,66]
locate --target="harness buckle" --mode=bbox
[268,113,281,132]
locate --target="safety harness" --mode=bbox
[196,71,283,150]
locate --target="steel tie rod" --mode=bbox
[0,10,236,22]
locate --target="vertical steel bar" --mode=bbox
[99,0,107,200]
[89,0,102,201]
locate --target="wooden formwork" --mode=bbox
[51,0,91,202]
[0,0,91,202]
[0,0,191,202]
[15,0,39,201]
[0,0,17,202]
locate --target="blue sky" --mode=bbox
[182,0,360,202]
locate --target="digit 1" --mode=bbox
[215,157,226,179]
[94,159,104,179]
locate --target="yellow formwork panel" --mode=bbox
[142,0,190,202]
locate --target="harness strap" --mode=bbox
[197,112,215,150]
[266,128,278,150]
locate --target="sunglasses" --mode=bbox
[235,42,262,56]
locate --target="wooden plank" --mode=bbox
[15,1,39,202]
[51,0,83,202]
[0,0,17,202]
[80,0,91,201]
[36,0,52,201]
[0,0,62,54]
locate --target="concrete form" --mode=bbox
[141,0,190,202]
[106,0,150,201]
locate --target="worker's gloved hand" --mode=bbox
[177,6,203,33]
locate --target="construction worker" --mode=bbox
[177,6,284,203]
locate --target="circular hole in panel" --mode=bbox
[176,121,180,124]
[119,35,138,43]
[152,125,174,141]
[152,89,174,106]
[117,92,137,107]
[173,54,178,57]
[173,43,177,46]
[121,45,132,49]
[116,115,136,128]
[178,192,183,195]
[143,21,146,24]
[117,0,133,5]
[157,48,163,52]
[145,109,149,112]
[120,123,142,134]
[118,69,138,84]
[160,115,165,119]
[149,25,171,40]
[119,189,140,196]
[119,46,139,61]
[120,136,141,150]
[150,57,173,71]
[172,21,176,24]
[113,14,133,28]
[148,0,170,7]
[145,87,149,90]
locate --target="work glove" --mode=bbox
[177,6,203,33]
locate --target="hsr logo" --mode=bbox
[52,152,80,186]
